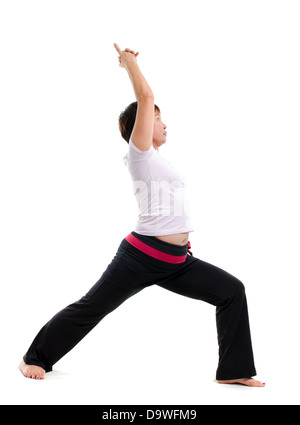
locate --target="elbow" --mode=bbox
[138,92,154,102]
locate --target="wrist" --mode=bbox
[125,60,139,73]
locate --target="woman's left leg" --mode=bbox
[156,255,257,382]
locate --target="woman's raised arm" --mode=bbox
[114,43,154,151]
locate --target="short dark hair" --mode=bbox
[118,101,160,144]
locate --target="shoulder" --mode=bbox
[128,138,155,161]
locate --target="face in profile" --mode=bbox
[153,111,167,149]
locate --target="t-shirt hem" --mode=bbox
[134,228,194,236]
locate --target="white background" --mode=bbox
[1,0,299,405]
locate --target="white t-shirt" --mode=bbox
[123,139,194,236]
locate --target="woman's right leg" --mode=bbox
[21,239,149,378]
[22,278,143,376]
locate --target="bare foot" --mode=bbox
[217,377,265,387]
[19,360,45,380]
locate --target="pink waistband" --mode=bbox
[125,233,190,264]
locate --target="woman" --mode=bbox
[19,44,264,387]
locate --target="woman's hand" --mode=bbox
[113,43,139,69]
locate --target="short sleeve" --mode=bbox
[128,138,154,161]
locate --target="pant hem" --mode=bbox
[216,370,257,381]
[23,355,52,373]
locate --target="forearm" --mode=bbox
[125,61,154,101]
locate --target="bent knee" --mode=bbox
[221,273,245,300]
[231,277,245,298]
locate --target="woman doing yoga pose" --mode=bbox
[19,43,264,387]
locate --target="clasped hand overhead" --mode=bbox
[114,43,139,68]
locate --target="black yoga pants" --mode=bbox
[23,232,257,380]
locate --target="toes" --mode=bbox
[20,363,45,380]
[244,378,265,387]
[248,379,265,387]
